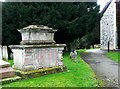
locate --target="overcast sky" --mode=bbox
[0,0,5,2]
[97,0,111,11]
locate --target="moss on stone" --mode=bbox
[14,66,67,79]
[1,76,21,85]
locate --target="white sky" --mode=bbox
[97,0,111,11]
[0,0,5,2]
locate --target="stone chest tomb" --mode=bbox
[10,25,66,75]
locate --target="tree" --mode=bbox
[79,23,100,49]
[2,2,100,50]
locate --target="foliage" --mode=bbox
[69,38,80,51]
[79,24,100,49]
[105,51,120,63]
[2,2,100,47]
[3,50,99,87]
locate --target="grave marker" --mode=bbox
[0,45,2,60]
[2,46,8,60]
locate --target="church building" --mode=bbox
[100,0,120,50]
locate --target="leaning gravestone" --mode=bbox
[10,25,66,78]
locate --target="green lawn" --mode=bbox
[106,51,120,63]
[3,50,99,87]
[7,59,14,67]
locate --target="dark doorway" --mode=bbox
[118,30,120,49]
[116,2,120,49]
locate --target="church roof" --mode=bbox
[100,0,112,15]
[115,0,120,2]
[100,0,120,16]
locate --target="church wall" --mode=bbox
[100,0,117,50]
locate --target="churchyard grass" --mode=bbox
[3,50,99,87]
[105,51,120,63]
[7,59,14,67]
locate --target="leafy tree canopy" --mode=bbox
[2,2,100,47]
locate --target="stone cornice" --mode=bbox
[9,44,66,49]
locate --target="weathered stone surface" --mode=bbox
[58,48,64,65]
[0,45,9,60]
[10,46,65,71]
[0,67,15,79]
[14,66,67,79]
[19,25,57,32]
[10,25,66,72]
[100,0,117,50]
[0,45,2,60]
[0,60,15,79]
[18,25,57,45]
[0,60,10,68]
[2,46,8,60]
[1,76,21,85]
[10,44,66,49]
[21,40,55,45]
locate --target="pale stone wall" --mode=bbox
[100,0,117,50]
[0,60,15,79]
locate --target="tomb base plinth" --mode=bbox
[14,66,67,79]
[0,60,15,79]
[10,44,66,72]
[1,76,21,85]
[0,60,21,85]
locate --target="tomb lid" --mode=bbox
[18,25,57,32]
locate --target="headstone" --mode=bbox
[70,51,74,59]
[70,50,78,62]
[0,45,2,60]
[58,48,64,66]
[2,46,8,60]
[10,52,13,59]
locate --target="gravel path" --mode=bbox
[81,49,119,87]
